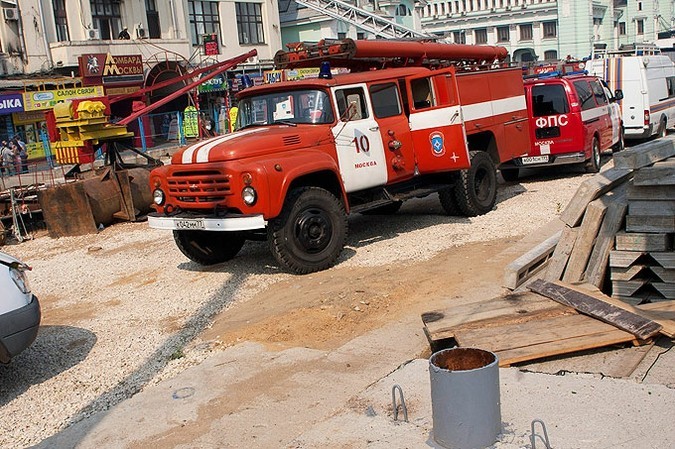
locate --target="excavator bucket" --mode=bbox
[38,167,154,238]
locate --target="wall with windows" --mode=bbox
[0,0,282,76]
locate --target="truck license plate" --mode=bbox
[521,155,549,165]
[174,218,205,230]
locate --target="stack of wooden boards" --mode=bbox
[609,157,674,303]
[421,280,675,367]
[423,137,675,367]
[504,137,675,301]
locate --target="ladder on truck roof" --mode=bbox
[274,38,509,71]
[592,43,661,58]
[294,0,429,39]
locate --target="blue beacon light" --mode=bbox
[318,61,332,79]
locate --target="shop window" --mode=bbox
[90,0,122,40]
[54,0,69,41]
[236,2,265,45]
[188,0,220,46]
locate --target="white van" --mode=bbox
[589,52,675,139]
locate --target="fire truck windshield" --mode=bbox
[236,89,334,129]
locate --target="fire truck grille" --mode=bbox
[167,170,232,204]
[283,135,301,146]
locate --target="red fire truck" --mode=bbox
[148,39,530,274]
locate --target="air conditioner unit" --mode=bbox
[2,7,18,21]
[87,28,100,40]
[136,27,147,39]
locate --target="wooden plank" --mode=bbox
[651,252,675,269]
[559,168,632,227]
[639,300,675,320]
[494,330,639,367]
[653,283,675,300]
[628,184,675,201]
[456,313,634,353]
[612,280,649,296]
[553,283,675,337]
[632,166,675,186]
[652,267,675,283]
[628,200,675,216]
[610,265,649,281]
[615,231,672,252]
[544,226,578,281]
[562,198,607,283]
[626,215,675,233]
[528,279,663,339]
[503,231,561,289]
[612,137,675,170]
[585,193,628,289]
[609,250,647,268]
[421,291,569,341]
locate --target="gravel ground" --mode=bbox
[0,168,589,448]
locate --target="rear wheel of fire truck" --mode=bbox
[173,230,246,265]
[453,151,498,217]
[500,168,519,182]
[268,187,348,274]
[585,137,601,173]
[438,187,461,216]
[612,127,625,153]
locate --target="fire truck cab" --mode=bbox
[148,39,530,274]
[499,71,623,181]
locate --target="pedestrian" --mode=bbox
[19,144,28,174]
[1,141,13,176]
[118,26,130,39]
[11,143,20,176]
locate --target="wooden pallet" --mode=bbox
[421,291,644,367]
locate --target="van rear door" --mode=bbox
[527,81,580,162]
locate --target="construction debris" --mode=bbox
[423,136,675,365]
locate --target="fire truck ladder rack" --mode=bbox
[294,0,429,39]
[274,38,509,71]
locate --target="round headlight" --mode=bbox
[242,186,257,205]
[153,189,165,205]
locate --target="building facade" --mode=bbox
[278,0,675,62]
[0,0,282,150]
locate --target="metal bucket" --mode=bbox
[429,347,501,449]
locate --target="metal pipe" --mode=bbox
[37,0,54,69]
[118,50,256,126]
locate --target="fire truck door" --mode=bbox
[368,82,416,183]
[405,69,470,174]
[330,84,388,193]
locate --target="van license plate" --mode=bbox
[174,219,205,230]
[521,155,549,165]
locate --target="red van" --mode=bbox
[500,73,623,181]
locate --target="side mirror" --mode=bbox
[614,89,624,101]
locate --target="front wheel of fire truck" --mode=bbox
[268,187,348,275]
[453,151,498,217]
[173,230,246,265]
